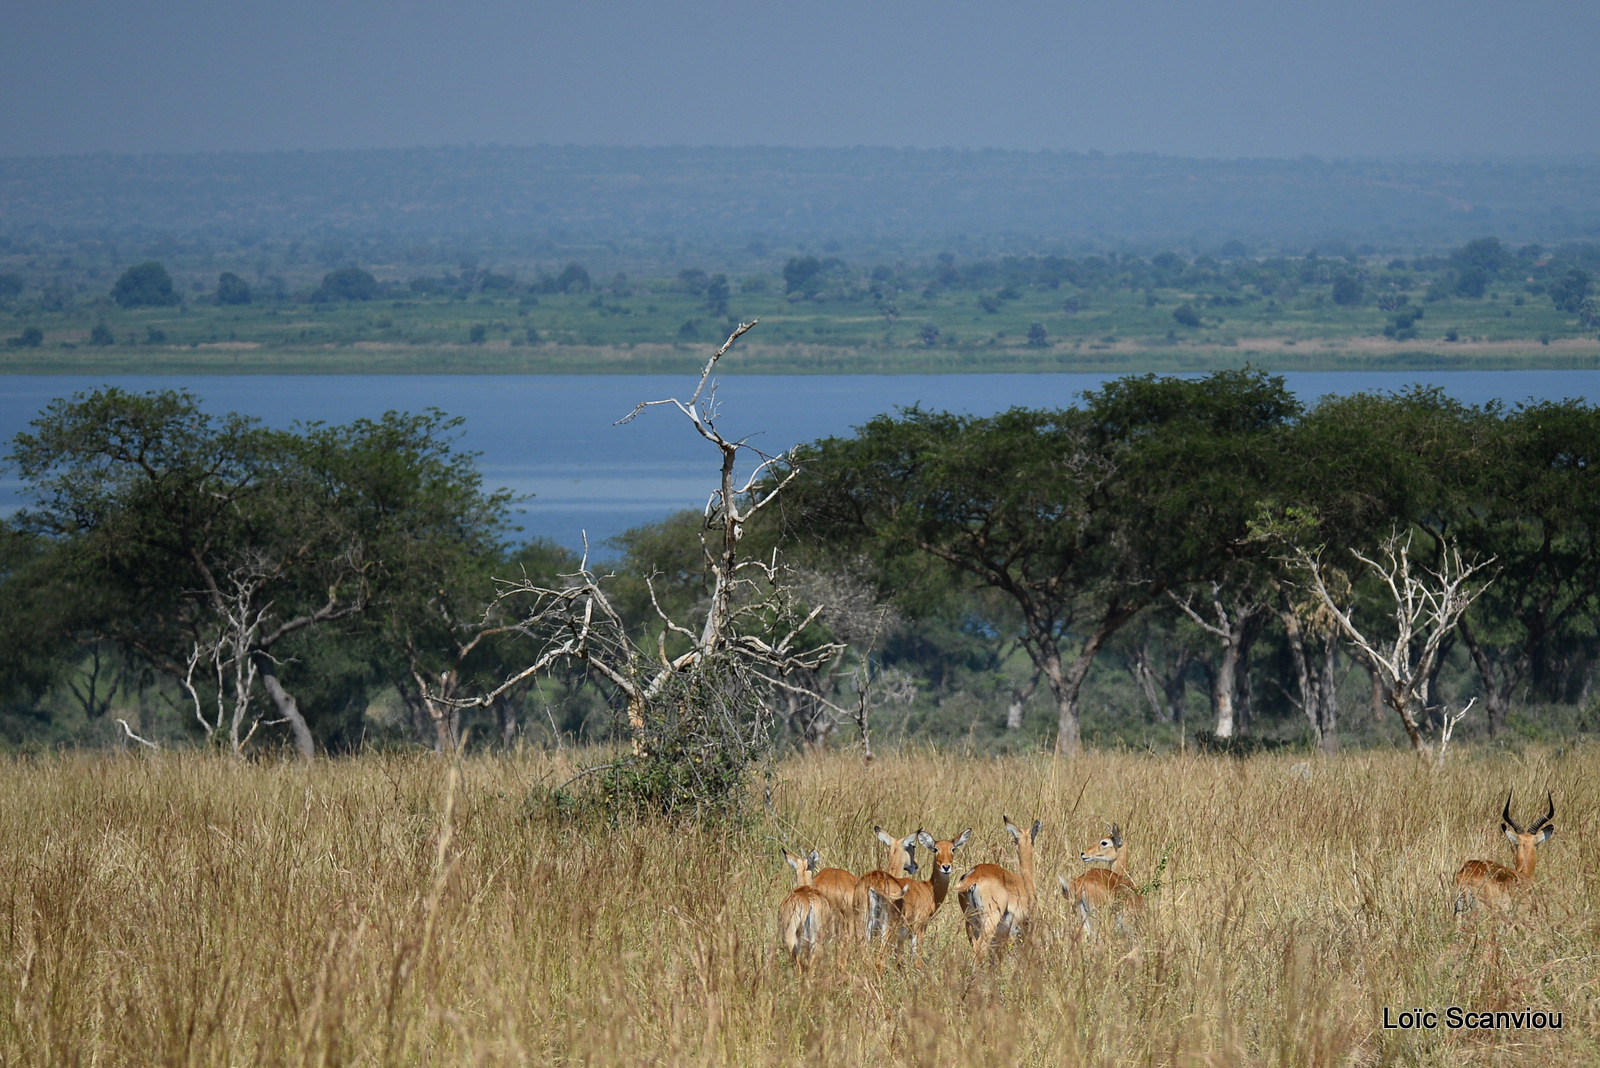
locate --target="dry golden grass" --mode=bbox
[2,746,1598,1066]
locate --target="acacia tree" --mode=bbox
[9,390,504,759]
[787,405,1120,755]
[789,370,1299,756]
[1448,401,1600,736]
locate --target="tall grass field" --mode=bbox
[2,747,1596,1065]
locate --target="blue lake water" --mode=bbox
[2,370,1595,551]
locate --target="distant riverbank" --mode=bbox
[3,338,1599,376]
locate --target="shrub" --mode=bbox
[1331,274,1364,306]
[313,267,378,302]
[216,272,252,305]
[112,262,180,308]
[0,273,23,299]
[469,323,487,344]
[1550,268,1592,313]
[6,326,43,348]
[1172,303,1201,327]
[1027,322,1048,347]
[90,324,115,346]
[1454,267,1488,299]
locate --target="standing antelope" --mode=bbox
[955,815,1040,959]
[808,851,865,941]
[1061,822,1143,937]
[778,852,830,971]
[895,828,971,958]
[1454,790,1555,916]
[857,826,919,942]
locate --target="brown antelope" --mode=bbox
[1454,790,1555,916]
[807,851,865,941]
[856,826,920,942]
[778,852,830,971]
[894,828,971,957]
[1061,822,1143,937]
[954,815,1040,959]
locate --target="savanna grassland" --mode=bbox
[4,746,1598,1066]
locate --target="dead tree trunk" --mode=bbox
[252,653,315,762]
[1292,531,1493,760]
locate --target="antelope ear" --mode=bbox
[917,830,937,850]
[1111,823,1123,848]
[1538,826,1554,843]
[953,829,972,849]
[902,832,920,850]
[1058,874,1071,892]
[1004,816,1021,842]
[875,826,895,846]
[1031,819,1042,843]
[808,850,822,872]
[1503,825,1520,845]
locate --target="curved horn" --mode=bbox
[1531,790,1555,833]
[1501,789,1524,835]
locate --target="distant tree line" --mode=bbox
[3,374,1600,759]
[4,237,1589,333]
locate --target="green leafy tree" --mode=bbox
[1448,401,1600,736]
[8,390,508,760]
[1454,237,1510,274]
[111,262,180,308]
[313,267,378,302]
[1331,274,1364,306]
[1549,268,1592,313]
[216,271,252,305]
[1172,303,1200,327]
[1454,267,1488,299]
[783,255,823,295]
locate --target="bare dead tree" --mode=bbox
[175,545,368,761]
[476,323,847,810]
[1435,696,1476,764]
[1290,530,1494,760]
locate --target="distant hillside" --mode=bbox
[2,146,1598,253]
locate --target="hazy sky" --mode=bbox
[3,0,1597,159]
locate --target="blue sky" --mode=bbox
[3,0,1597,158]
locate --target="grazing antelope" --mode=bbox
[1454,790,1555,917]
[955,815,1040,959]
[856,826,919,942]
[808,851,866,941]
[895,828,971,958]
[778,852,830,971]
[1061,822,1143,937]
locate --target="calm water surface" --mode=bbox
[1,371,1594,550]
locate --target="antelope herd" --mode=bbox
[777,789,1558,970]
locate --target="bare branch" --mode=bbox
[116,718,159,751]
